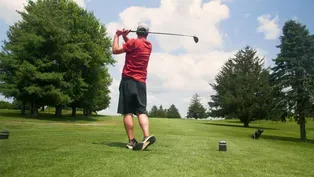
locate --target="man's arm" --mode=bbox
[112,32,125,54]
[122,29,130,42]
[123,35,129,43]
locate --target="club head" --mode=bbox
[193,36,199,43]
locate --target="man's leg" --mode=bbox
[135,81,150,139]
[131,81,156,151]
[117,77,138,149]
[133,112,156,151]
[124,113,135,140]
[137,113,150,138]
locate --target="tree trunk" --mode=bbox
[299,116,306,141]
[297,99,307,141]
[21,102,26,115]
[83,108,92,116]
[83,107,86,116]
[41,106,45,112]
[31,100,38,117]
[72,105,76,117]
[241,116,250,127]
[55,105,62,118]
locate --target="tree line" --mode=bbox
[208,20,314,140]
[0,0,115,117]
[148,104,181,118]
[148,94,209,119]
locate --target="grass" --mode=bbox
[0,110,314,177]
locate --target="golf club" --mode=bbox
[130,30,199,43]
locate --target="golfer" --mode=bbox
[112,23,156,150]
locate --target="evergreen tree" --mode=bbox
[166,104,181,118]
[270,20,314,140]
[208,46,272,127]
[187,93,207,119]
[149,105,159,117]
[157,105,167,118]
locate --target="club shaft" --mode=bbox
[130,30,194,37]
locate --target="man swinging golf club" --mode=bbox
[112,23,156,151]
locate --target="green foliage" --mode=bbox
[0,0,115,117]
[157,105,167,118]
[166,104,181,118]
[270,20,314,140]
[148,104,181,118]
[149,105,167,118]
[187,93,207,119]
[208,46,272,127]
[149,105,159,117]
[0,101,13,109]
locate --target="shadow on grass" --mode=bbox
[92,142,153,151]
[203,122,279,130]
[0,111,99,122]
[106,142,126,148]
[225,120,242,123]
[260,135,314,144]
[92,141,126,148]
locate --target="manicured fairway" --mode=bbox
[0,110,314,177]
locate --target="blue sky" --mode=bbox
[0,0,314,117]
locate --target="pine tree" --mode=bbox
[166,104,181,118]
[270,20,314,140]
[157,105,166,118]
[149,105,158,117]
[187,93,207,119]
[208,46,272,127]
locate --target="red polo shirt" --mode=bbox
[122,38,152,83]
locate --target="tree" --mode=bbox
[149,105,158,117]
[270,20,314,140]
[166,104,181,118]
[0,0,114,117]
[187,93,207,119]
[157,105,167,118]
[208,46,272,127]
[265,82,295,122]
[0,101,13,109]
[80,66,112,116]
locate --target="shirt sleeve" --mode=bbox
[122,39,136,53]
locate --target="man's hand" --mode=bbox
[122,28,130,37]
[116,29,123,36]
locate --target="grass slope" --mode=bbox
[0,110,314,177]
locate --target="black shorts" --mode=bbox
[117,76,147,115]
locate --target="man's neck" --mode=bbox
[137,36,146,40]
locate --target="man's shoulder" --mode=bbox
[136,38,152,48]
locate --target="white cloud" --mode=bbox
[147,51,236,92]
[107,0,230,53]
[0,0,87,25]
[257,14,281,40]
[102,0,239,117]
